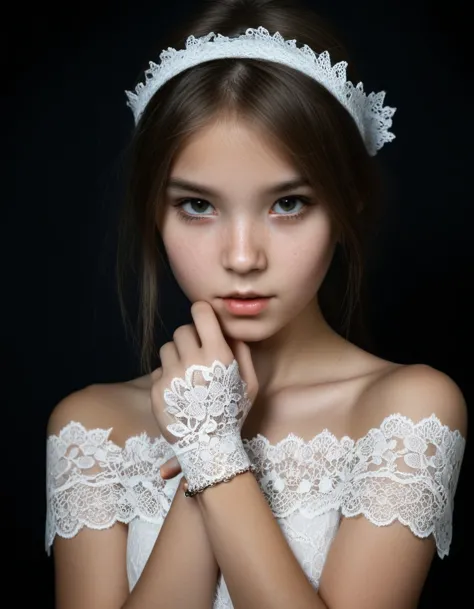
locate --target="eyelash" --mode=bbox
[173,195,314,223]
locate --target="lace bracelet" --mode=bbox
[184,463,257,497]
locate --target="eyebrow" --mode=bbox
[166,177,312,197]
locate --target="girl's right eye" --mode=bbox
[175,199,215,222]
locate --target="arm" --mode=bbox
[195,471,328,609]
[48,387,219,609]
[123,475,219,609]
[317,365,467,609]
[190,365,467,609]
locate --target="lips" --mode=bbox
[221,295,271,315]
[223,292,268,299]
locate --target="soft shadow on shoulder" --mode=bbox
[47,378,159,446]
[352,362,468,438]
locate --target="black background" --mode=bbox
[4,1,472,607]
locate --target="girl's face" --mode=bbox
[160,118,338,343]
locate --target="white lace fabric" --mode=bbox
[125,26,396,156]
[243,414,465,558]
[46,414,465,603]
[45,424,176,553]
[162,359,254,495]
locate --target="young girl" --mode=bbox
[45,1,467,608]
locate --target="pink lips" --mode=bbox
[221,297,271,316]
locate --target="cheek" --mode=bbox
[163,233,210,297]
[282,224,336,292]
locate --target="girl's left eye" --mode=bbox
[174,195,314,223]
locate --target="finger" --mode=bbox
[161,455,179,470]
[150,366,163,383]
[160,456,182,479]
[190,301,233,360]
[160,468,181,480]
[158,340,179,368]
[160,456,181,475]
[172,324,201,360]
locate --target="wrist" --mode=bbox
[173,433,253,496]
[185,462,256,497]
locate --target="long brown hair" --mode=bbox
[117,0,386,375]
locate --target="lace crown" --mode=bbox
[125,26,396,156]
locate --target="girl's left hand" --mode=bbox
[152,301,259,481]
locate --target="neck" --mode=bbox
[245,296,353,395]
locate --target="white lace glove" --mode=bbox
[162,358,255,496]
[151,303,259,495]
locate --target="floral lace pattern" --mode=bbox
[46,413,465,602]
[45,422,176,554]
[125,26,396,156]
[243,413,465,558]
[163,359,253,495]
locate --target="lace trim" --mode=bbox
[163,359,254,495]
[46,414,465,558]
[125,26,396,156]
[243,414,465,558]
[45,421,178,554]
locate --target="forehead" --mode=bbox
[170,118,298,184]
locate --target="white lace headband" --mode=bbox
[125,26,396,156]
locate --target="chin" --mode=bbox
[219,317,282,343]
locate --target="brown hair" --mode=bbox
[117,0,385,375]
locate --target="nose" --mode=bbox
[221,217,267,274]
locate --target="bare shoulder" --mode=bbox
[318,363,467,609]
[47,375,158,446]
[47,384,115,435]
[47,382,145,609]
[352,362,468,438]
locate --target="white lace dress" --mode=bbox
[46,414,465,607]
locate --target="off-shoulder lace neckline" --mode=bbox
[46,411,466,561]
[248,412,465,446]
[50,412,466,449]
